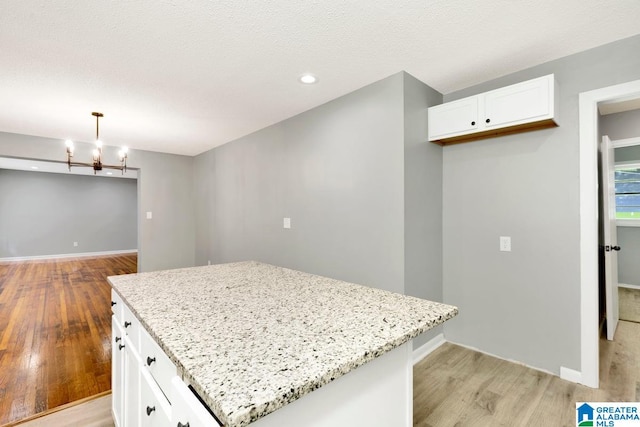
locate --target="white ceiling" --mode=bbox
[1,1,640,156]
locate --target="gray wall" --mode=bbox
[0,132,195,272]
[601,108,640,142]
[602,108,640,287]
[618,228,640,286]
[442,34,640,375]
[0,169,136,257]
[194,71,446,328]
[195,73,407,293]
[403,73,445,346]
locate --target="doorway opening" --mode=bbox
[0,156,140,424]
[579,79,640,388]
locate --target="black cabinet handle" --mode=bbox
[486,118,491,123]
[118,344,125,350]
[124,321,132,328]
[612,245,621,251]
[146,406,156,416]
[147,356,156,366]
[177,422,190,427]
[471,121,476,126]
[115,337,121,343]
[111,301,116,307]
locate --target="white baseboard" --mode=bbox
[0,249,137,262]
[619,283,640,290]
[445,339,557,378]
[413,335,583,385]
[412,333,445,365]
[560,366,582,384]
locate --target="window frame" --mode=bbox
[614,160,640,227]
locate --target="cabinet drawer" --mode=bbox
[140,368,172,427]
[111,289,124,323]
[171,376,222,427]
[140,326,177,398]
[121,302,140,349]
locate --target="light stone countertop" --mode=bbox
[108,261,458,427]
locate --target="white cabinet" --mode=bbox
[123,338,141,427]
[427,96,479,139]
[171,377,221,427]
[112,317,125,427]
[112,289,142,427]
[428,74,558,144]
[111,289,220,427]
[112,291,125,427]
[139,368,172,427]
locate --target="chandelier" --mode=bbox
[65,112,128,174]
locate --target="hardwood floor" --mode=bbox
[414,320,640,426]
[0,254,136,426]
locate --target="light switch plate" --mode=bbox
[283,217,291,229]
[146,211,152,219]
[500,236,511,252]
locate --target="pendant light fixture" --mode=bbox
[65,112,128,174]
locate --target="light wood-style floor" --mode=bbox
[21,320,640,427]
[620,287,640,323]
[8,392,113,427]
[414,320,640,426]
[0,254,137,426]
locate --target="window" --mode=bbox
[615,166,640,219]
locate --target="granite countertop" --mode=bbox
[108,261,458,427]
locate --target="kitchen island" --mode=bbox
[108,261,458,427]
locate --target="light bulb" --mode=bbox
[95,140,103,148]
[121,146,128,154]
[65,139,74,148]
[93,148,100,159]
[299,73,318,84]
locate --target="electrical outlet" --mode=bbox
[73,242,78,247]
[146,211,153,219]
[283,218,291,229]
[499,236,511,252]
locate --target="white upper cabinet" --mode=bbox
[428,74,558,145]
[427,96,479,140]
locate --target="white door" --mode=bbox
[601,135,620,340]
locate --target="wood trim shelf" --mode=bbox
[430,119,558,146]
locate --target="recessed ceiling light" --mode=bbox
[106,172,113,175]
[299,73,318,84]
[31,166,39,170]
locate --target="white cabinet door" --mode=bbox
[112,318,125,427]
[171,377,222,427]
[123,321,141,427]
[483,74,553,129]
[140,368,172,427]
[428,96,479,140]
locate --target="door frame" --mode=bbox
[579,79,640,388]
